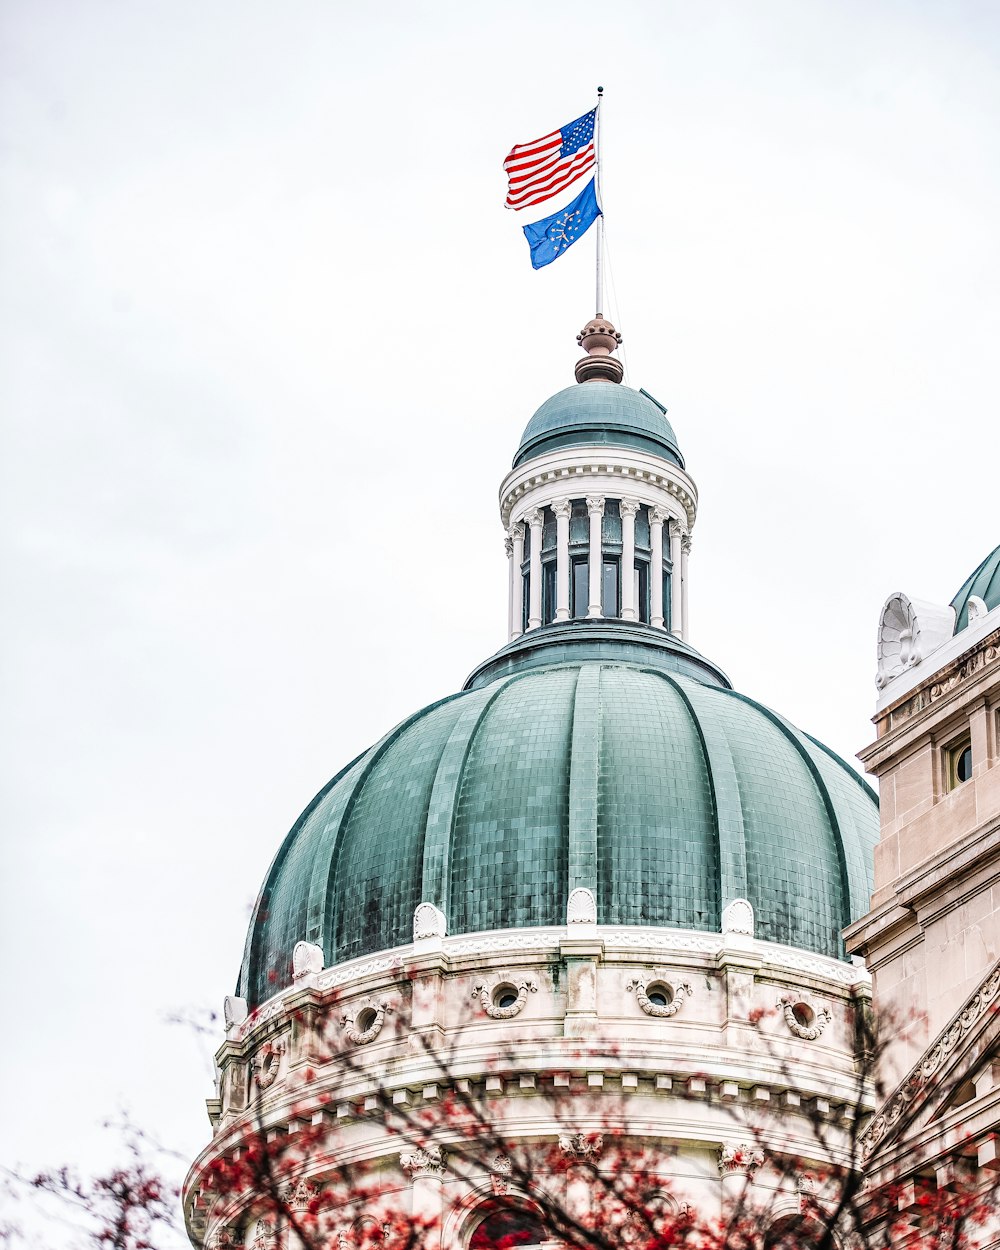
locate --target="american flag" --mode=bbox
[504,108,597,211]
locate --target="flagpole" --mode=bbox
[595,85,604,317]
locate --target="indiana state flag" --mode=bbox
[522,178,602,270]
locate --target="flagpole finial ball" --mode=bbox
[575,315,623,385]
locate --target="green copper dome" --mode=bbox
[238,629,878,1008]
[514,383,683,468]
[951,542,1000,632]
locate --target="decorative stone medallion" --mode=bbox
[472,975,537,1020]
[342,997,391,1045]
[777,994,832,1041]
[252,1039,286,1091]
[626,975,692,1018]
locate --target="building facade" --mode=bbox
[185,320,892,1249]
[845,546,1000,1233]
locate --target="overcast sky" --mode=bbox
[2,0,998,1236]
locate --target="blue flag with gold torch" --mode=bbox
[521,178,602,270]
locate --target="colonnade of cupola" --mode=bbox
[503,496,691,639]
[498,315,698,643]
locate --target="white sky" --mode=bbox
[2,0,998,1233]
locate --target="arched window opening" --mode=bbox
[763,1214,828,1250]
[469,1206,550,1250]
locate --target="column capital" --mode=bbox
[619,497,641,519]
[681,532,693,555]
[401,1144,446,1180]
[524,508,544,528]
[504,535,513,558]
[551,497,572,520]
[507,521,524,541]
[585,496,605,517]
[650,506,669,525]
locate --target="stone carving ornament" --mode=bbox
[400,1144,445,1179]
[626,975,693,1018]
[567,887,597,924]
[472,975,537,1020]
[559,1132,604,1159]
[777,994,832,1041]
[491,1153,512,1196]
[252,1039,286,1090]
[342,997,391,1045]
[860,962,1000,1162]
[413,902,446,940]
[718,1141,765,1176]
[292,941,323,980]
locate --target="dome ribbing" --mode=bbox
[238,651,878,1008]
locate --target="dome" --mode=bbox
[951,542,1000,632]
[238,631,878,1008]
[514,383,683,468]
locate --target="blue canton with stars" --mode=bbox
[522,177,602,269]
[560,108,596,157]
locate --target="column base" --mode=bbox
[621,608,638,622]
[555,609,570,622]
[528,618,542,630]
[587,607,603,619]
[651,615,664,629]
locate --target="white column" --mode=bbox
[681,527,692,640]
[670,521,684,639]
[553,498,571,622]
[526,508,543,630]
[620,498,639,621]
[507,523,524,640]
[586,496,604,618]
[649,507,667,629]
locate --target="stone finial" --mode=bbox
[413,903,447,941]
[722,898,755,938]
[575,315,624,384]
[223,995,248,1032]
[567,887,597,925]
[292,940,324,980]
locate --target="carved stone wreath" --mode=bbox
[626,976,692,1018]
[777,995,832,1041]
[252,1039,286,1090]
[342,997,391,1045]
[472,975,537,1020]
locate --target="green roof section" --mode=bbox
[514,383,684,469]
[951,542,1000,633]
[238,635,879,1008]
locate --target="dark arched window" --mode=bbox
[469,1207,549,1250]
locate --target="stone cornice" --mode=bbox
[228,924,870,1046]
[499,447,697,531]
[845,819,1000,959]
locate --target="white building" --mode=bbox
[185,318,887,1249]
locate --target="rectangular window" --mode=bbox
[542,561,556,624]
[635,561,649,624]
[663,569,672,630]
[572,557,589,619]
[521,571,530,633]
[602,557,619,618]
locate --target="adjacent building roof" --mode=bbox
[951,542,1000,633]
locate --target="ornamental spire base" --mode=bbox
[575,315,623,384]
